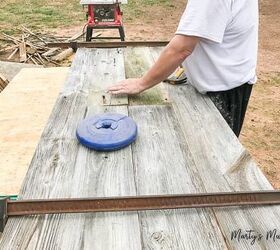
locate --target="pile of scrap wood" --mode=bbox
[0,26,84,66]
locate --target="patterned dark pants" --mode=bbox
[207,83,253,137]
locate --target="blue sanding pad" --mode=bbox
[76,113,138,151]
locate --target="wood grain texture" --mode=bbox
[124,47,169,105]
[52,48,74,62]
[165,79,280,249]
[129,105,226,249]
[149,47,280,249]
[19,42,27,63]
[2,46,279,249]
[62,48,127,106]
[0,48,141,249]
[0,73,9,91]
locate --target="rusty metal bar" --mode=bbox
[5,190,280,216]
[2,190,280,232]
[47,41,169,49]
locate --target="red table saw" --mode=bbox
[80,0,127,41]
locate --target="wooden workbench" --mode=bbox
[1,47,280,249]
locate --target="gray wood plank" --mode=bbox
[124,47,169,105]
[0,48,141,249]
[62,48,127,106]
[169,85,280,249]
[150,46,280,249]
[3,45,278,250]
[129,105,227,249]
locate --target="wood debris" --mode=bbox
[0,73,9,92]
[19,35,27,62]
[0,26,85,66]
[52,48,74,62]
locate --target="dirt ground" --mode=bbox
[241,1,280,188]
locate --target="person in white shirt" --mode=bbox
[108,0,259,137]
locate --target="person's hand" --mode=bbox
[107,78,147,95]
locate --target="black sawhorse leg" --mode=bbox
[86,25,125,41]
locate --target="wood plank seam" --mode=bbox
[0,48,143,249]
[126,48,228,247]
[128,141,145,248]
[211,208,231,249]
[167,85,280,249]
[128,104,227,249]
[148,47,280,249]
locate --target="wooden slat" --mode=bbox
[149,47,280,249]
[0,73,9,92]
[124,47,169,105]
[42,48,60,57]
[62,48,127,106]
[63,49,140,248]
[19,41,27,63]
[0,48,141,249]
[7,48,19,60]
[52,48,74,62]
[2,46,279,249]
[85,48,128,106]
[129,105,226,249]
[169,85,280,249]
[70,105,141,250]
[125,47,226,248]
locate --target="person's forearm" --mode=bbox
[107,35,199,96]
[140,35,199,90]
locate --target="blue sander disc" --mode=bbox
[76,113,138,151]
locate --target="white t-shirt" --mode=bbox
[176,0,259,93]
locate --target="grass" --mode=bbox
[0,0,84,34]
[0,0,176,34]
[123,0,175,21]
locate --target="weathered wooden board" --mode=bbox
[0,67,69,195]
[124,47,169,105]
[0,73,9,91]
[0,49,141,249]
[150,47,280,249]
[62,48,127,106]
[1,46,280,249]
[19,42,27,62]
[70,60,141,248]
[129,105,226,249]
[125,48,225,249]
[168,84,280,249]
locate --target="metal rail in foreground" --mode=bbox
[47,41,169,50]
[1,190,280,232]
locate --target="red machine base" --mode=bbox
[85,4,125,41]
